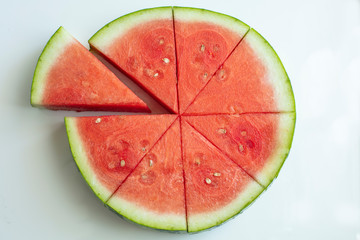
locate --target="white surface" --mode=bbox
[1,0,360,239]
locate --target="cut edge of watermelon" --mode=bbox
[255,112,296,188]
[173,6,249,37]
[187,180,264,233]
[31,26,72,107]
[105,117,187,232]
[89,6,173,52]
[64,117,112,202]
[243,28,296,113]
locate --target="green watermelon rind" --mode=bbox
[244,28,296,113]
[88,7,173,51]
[187,180,265,233]
[173,6,250,38]
[31,26,73,107]
[64,117,112,203]
[106,195,187,232]
[256,112,296,188]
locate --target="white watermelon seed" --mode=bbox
[239,144,244,152]
[141,147,146,152]
[120,160,126,167]
[149,159,153,167]
[162,58,170,64]
[241,131,247,136]
[159,39,164,45]
[154,72,159,77]
[200,44,205,52]
[205,178,212,184]
[213,172,221,177]
[95,118,101,123]
[218,128,226,134]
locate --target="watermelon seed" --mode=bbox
[154,72,159,77]
[120,160,126,167]
[213,172,221,177]
[205,178,212,184]
[141,174,148,179]
[95,118,101,123]
[200,44,205,52]
[141,147,146,152]
[239,144,244,152]
[218,128,226,134]
[159,38,164,45]
[241,131,247,136]
[162,58,170,64]
[195,159,200,165]
[149,159,153,167]
[203,72,208,79]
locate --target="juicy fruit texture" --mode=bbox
[65,115,176,202]
[184,113,296,187]
[107,119,187,231]
[89,7,178,113]
[31,27,149,112]
[181,120,264,232]
[185,29,295,115]
[174,7,249,113]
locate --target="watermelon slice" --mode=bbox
[183,113,296,187]
[106,118,187,231]
[64,114,177,202]
[89,7,178,113]
[173,7,249,113]
[181,120,264,232]
[31,27,149,112]
[184,28,295,115]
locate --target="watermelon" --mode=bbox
[64,115,177,202]
[181,119,264,232]
[32,6,298,233]
[106,118,186,231]
[183,113,296,187]
[184,28,295,115]
[173,7,249,113]
[31,27,149,112]
[89,7,178,113]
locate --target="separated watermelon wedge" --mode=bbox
[89,7,178,113]
[173,7,249,113]
[31,27,149,112]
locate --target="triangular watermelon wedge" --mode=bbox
[183,113,296,187]
[64,114,177,202]
[173,7,249,113]
[184,29,295,115]
[89,7,178,113]
[106,118,186,231]
[181,120,264,232]
[31,27,149,112]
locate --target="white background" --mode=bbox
[1,0,359,239]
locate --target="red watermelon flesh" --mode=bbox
[181,120,264,232]
[89,7,178,113]
[65,114,177,202]
[31,27,149,112]
[173,7,249,113]
[106,118,187,231]
[183,113,296,187]
[184,29,295,115]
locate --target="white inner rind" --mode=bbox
[244,29,296,112]
[107,196,187,231]
[256,112,296,187]
[173,7,249,38]
[188,180,264,232]
[65,117,112,202]
[89,7,173,52]
[31,27,74,105]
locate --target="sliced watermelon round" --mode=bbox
[31,27,150,112]
[89,7,178,113]
[33,6,298,233]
